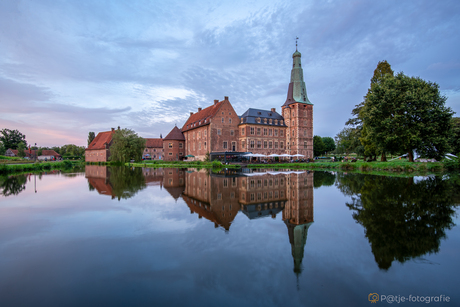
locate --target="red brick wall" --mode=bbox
[282,103,313,158]
[183,125,210,160]
[143,147,164,160]
[163,140,185,161]
[85,149,109,162]
[238,124,287,155]
[209,100,239,153]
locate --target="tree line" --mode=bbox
[0,128,85,158]
[334,61,458,162]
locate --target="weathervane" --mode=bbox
[296,36,299,51]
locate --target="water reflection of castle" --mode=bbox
[85,165,314,274]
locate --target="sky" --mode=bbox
[1,0,459,147]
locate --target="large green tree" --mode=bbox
[0,129,27,150]
[362,72,453,162]
[321,137,336,154]
[109,128,146,163]
[313,135,325,156]
[346,61,395,161]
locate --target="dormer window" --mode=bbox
[256,117,261,123]
[240,118,243,123]
[280,120,283,125]
[257,112,261,115]
[275,119,278,125]
[269,119,272,124]
[264,118,267,124]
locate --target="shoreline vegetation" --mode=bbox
[1,156,458,176]
[0,159,83,175]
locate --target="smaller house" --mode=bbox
[37,150,62,161]
[143,138,164,160]
[85,128,117,162]
[163,126,185,161]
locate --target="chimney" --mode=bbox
[198,107,202,112]
[214,99,218,105]
[190,112,194,116]
[111,128,115,131]
[271,108,276,113]
[224,96,229,101]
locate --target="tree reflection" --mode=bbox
[0,175,27,197]
[336,173,457,270]
[85,166,146,200]
[313,171,336,188]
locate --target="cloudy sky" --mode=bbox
[1,0,459,147]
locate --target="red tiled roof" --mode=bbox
[86,130,116,150]
[164,126,185,141]
[181,100,225,132]
[145,138,163,148]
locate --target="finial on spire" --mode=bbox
[296,37,299,51]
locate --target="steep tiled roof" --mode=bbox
[181,100,225,132]
[86,130,116,150]
[145,138,163,148]
[164,126,185,141]
[239,108,287,126]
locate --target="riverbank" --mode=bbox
[247,160,453,172]
[0,161,83,175]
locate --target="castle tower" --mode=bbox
[282,49,313,158]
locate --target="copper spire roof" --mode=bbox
[164,126,185,141]
[283,49,312,107]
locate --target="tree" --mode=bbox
[449,117,460,155]
[88,132,96,146]
[321,137,336,154]
[17,142,26,158]
[334,127,360,155]
[0,129,27,150]
[347,61,395,161]
[363,73,453,162]
[0,142,5,155]
[109,128,146,163]
[313,135,325,156]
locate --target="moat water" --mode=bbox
[1,166,459,307]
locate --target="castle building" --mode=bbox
[86,49,313,161]
[181,96,240,161]
[238,108,287,155]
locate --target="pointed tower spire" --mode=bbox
[283,47,312,106]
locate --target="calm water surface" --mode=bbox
[0,166,459,307]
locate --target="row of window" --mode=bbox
[242,118,284,125]
[243,140,285,149]
[243,127,285,137]
[189,130,207,140]
[167,143,183,148]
